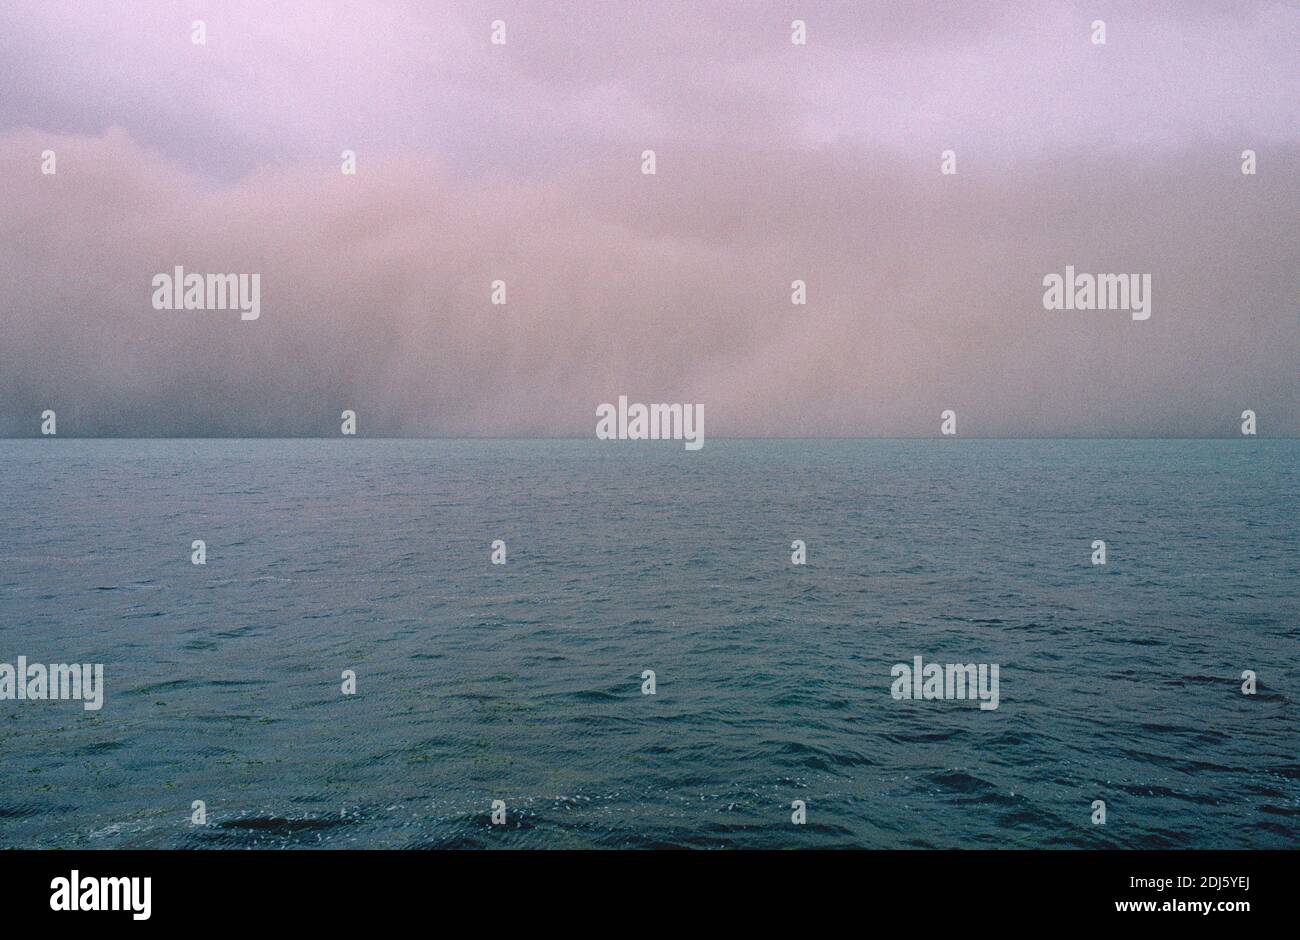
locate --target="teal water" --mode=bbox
[0,439,1295,848]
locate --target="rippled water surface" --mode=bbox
[0,439,1295,848]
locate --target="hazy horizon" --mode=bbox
[2,1,1296,438]
[4,434,1295,441]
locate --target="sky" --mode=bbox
[0,0,1296,437]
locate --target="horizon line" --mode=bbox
[1,435,1293,442]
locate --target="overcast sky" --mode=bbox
[1,0,1296,436]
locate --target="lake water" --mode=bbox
[0,439,1295,848]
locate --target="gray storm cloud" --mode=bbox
[0,1,1295,437]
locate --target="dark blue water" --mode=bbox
[0,439,1295,848]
